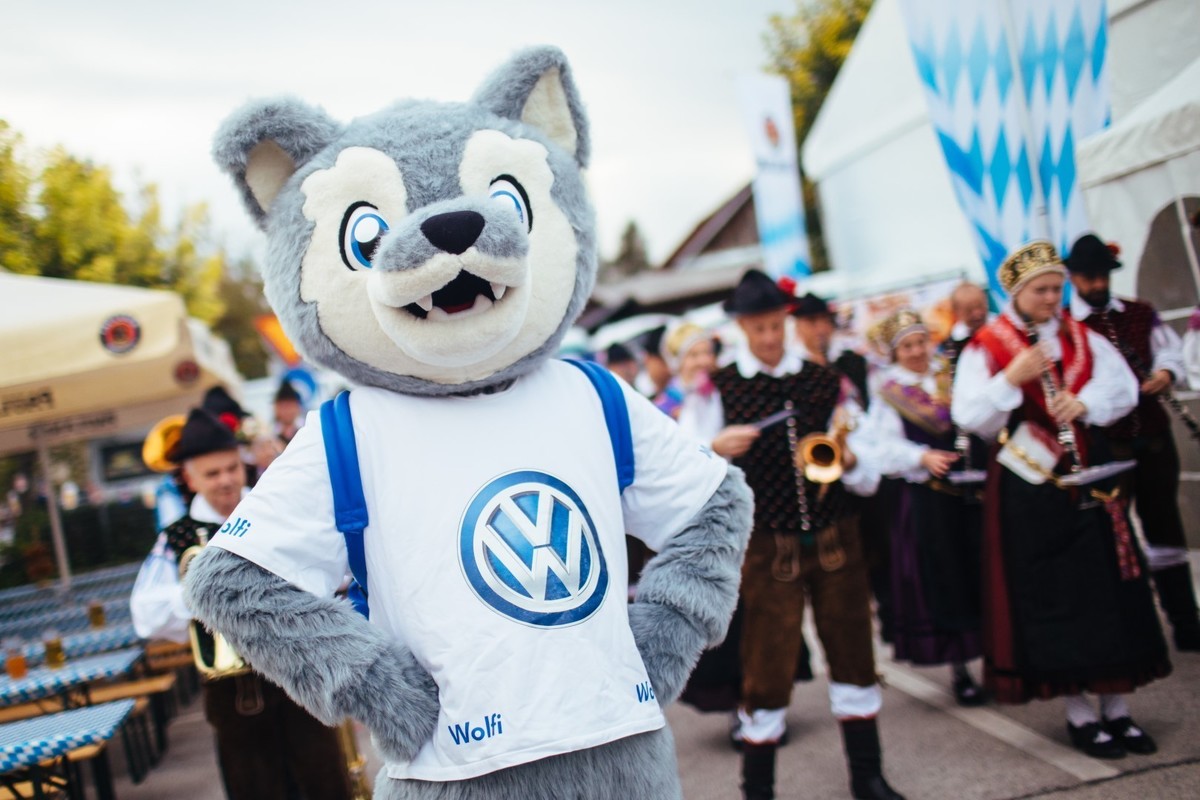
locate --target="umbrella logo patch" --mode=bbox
[100,315,141,354]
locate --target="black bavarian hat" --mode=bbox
[640,325,667,357]
[790,292,831,318]
[723,269,794,315]
[273,380,302,404]
[202,385,249,419]
[1065,233,1122,275]
[169,408,240,463]
[605,342,636,365]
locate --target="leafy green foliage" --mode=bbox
[764,0,873,271]
[0,119,269,375]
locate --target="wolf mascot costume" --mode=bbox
[185,47,753,799]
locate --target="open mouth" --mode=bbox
[404,271,508,321]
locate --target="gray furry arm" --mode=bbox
[183,547,438,760]
[628,467,753,706]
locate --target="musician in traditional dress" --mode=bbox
[952,241,1171,760]
[707,270,903,800]
[131,408,352,799]
[1065,232,1200,651]
[940,282,992,367]
[863,309,986,706]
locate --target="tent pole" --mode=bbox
[35,437,72,593]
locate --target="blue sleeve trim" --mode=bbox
[320,392,370,618]
[563,359,635,493]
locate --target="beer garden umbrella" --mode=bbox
[0,272,243,590]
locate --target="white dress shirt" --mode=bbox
[951,306,1139,442]
[862,363,948,483]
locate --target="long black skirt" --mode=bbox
[987,470,1171,700]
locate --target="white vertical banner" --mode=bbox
[897,0,1110,302]
[736,74,811,278]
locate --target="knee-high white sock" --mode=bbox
[1099,694,1131,721]
[1064,694,1099,727]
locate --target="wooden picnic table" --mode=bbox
[0,648,144,710]
[0,699,135,800]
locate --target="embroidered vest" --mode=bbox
[711,362,847,534]
[974,314,1095,463]
[1082,299,1170,439]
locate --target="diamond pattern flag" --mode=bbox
[898,0,1110,301]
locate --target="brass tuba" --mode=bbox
[179,544,251,680]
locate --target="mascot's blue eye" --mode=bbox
[339,202,390,270]
[489,175,532,231]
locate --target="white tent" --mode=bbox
[801,0,983,288]
[0,273,242,588]
[1077,55,1200,309]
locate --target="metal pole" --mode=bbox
[35,436,72,593]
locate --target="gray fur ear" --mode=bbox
[212,98,342,228]
[472,46,591,168]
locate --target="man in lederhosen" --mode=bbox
[1065,233,1200,652]
[131,408,352,800]
[708,270,903,800]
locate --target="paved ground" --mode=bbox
[105,557,1200,799]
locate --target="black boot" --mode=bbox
[840,718,905,800]
[1151,563,1200,651]
[741,742,776,800]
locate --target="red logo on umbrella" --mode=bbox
[99,315,141,354]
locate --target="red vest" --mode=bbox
[974,313,1094,462]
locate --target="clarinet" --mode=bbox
[1022,317,1083,473]
[1098,309,1200,443]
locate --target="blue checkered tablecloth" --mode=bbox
[0,599,133,641]
[0,563,141,605]
[0,699,134,773]
[21,625,142,667]
[0,582,135,623]
[0,648,143,707]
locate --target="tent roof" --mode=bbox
[1079,55,1200,187]
[802,0,929,182]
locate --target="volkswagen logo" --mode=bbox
[459,470,608,627]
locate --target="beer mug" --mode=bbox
[87,601,106,629]
[3,638,27,680]
[43,629,66,669]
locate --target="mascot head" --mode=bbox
[214,47,595,395]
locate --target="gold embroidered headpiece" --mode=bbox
[998,240,1065,295]
[876,308,927,352]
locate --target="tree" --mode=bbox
[213,258,273,379]
[764,0,873,271]
[599,220,652,284]
[0,122,36,274]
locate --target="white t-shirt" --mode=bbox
[209,360,727,781]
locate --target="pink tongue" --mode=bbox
[441,300,475,314]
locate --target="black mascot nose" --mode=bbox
[421,211,486,255]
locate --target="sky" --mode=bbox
[0,0,798,265]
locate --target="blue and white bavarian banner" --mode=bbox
[898,0,1110,301]
[736,74,811,278]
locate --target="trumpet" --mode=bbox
[794,410,855,485]
[179,544,251,680]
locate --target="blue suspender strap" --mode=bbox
[564,359,635,493]
[320,392,370,618]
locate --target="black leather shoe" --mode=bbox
[851,774,906,800]
[1067,722,1126,759]
[1104,716,1157,755]
[953,673,988,707]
